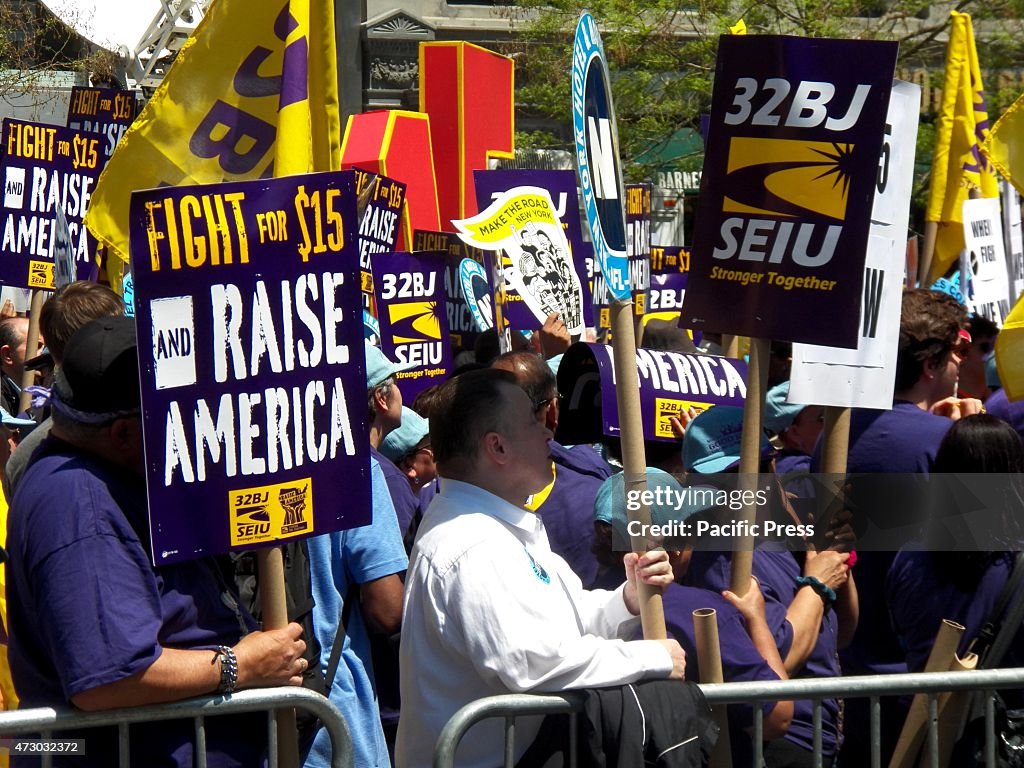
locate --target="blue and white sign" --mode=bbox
[459,257,493,332]
[572,12,630,301]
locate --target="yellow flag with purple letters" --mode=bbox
[85,0,340,264]
[925,11,999,284]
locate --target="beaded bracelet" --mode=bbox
[214,645,238,694]
[795,575,837,604]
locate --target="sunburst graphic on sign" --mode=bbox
[722,137,856,221]
[388,301,443,344]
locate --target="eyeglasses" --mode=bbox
[402,446,433,463]
[532,396,557,413]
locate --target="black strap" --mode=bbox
[323,587,355,692]
[977,551,1024,669]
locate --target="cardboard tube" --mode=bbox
[889,619,965,768]
[931,651,979,768]
[694,608,732,768]
[920,221,937,288]
[814,406,851,550]
[611,299,665,640]
[256,547,300,768]
[730,337,769,596]
[18,290,44,415]
[723,335,740,359]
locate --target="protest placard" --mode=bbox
[475,169,593,328]
[681,35,898,347]
[556,342,747,444]
[413,228,506,353]
[129,170,370,564]
[963,197,1011,324]
[455,186,585,336]
[627,183,652,317]
[65,86,138,161]
[372,250,452,400]
[790,81,921,409]
[354,168,407,340]
[1,118,105,289]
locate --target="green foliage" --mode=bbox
[508,0,1024,184]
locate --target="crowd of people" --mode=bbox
[0,283,1021,767]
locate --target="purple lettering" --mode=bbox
[189,100,274,174]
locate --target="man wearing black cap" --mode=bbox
[6,317,308,767]
[4,281,126,498]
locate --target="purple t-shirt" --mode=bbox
[371,445,421,539]
[887,547,1024,697]
[685,549,841,756]
[7,438,263,767]
[534,441,612,588]
[660,583,780,763]
[814,401,952,677]
[986,388,1024,441]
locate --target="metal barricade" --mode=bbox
[0,686,352,768]
[434,668,1024,768]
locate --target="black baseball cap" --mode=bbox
[51,316,140,423]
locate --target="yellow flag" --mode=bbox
[925,11,999,284]
[85,0,341,263]
[729,19,747,35]
[996,291,1024,400]
[981,93,1024,196]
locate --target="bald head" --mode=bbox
[492,350,558,431]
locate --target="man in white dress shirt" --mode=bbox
[396,368,686,767]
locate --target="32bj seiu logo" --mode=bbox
[712,137,854,267]
[723,137,853,221]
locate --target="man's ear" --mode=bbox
[372,387,388,414]
[922,355,940,381]
[0,344,13,368]
[109,417,140,451]
[480,431,507,466]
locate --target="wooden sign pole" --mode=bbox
[613,299,665,639]
[694,608,732,768]
[256,547,300,768]
[729,337,769,596]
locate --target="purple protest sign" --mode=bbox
[129,171,370,565]
[372,250,452,401]
[626,183,652,317]
[354,168,406,340]
[0,119,104,289]
[66,86,138,161]
[681,36,897,348]
[651,245,690,275]
[556,341,747,443]
[413,229,493,353]
[473,169,594,327]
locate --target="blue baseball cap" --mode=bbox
[379,407,430,462]
[595,468,701,524]
[682,406,771,474]
[365,342,404,390]
[764,381,808,435]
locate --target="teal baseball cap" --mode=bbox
[682,406,771,474]
[365,342,405,390]
[764,381,807,435]
[379,406,430,462]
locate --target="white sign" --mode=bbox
[790,81,920,409]
[1001,181,1024,302]
[151,295,197,390]
[963,197,1010,325]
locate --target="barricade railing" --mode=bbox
[0,686,352,768]
[434,667,1024,768]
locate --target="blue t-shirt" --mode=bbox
[370,445,420,540]
[659,583,780,763]
[533,441,612,588]
[7,437,262,767]
[305,458,408,768]
[813,401,952,676]
[888,547,1024,697]
[686,549,841,756]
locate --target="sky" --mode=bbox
[40,0,162,51]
